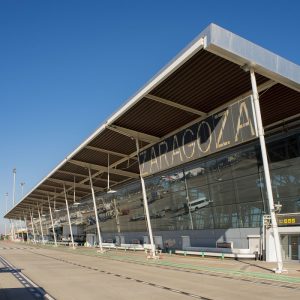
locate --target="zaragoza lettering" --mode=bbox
[139,96,258,177]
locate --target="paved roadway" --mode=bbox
[0,241,300,300]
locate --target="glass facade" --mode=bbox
[71,129,300,237]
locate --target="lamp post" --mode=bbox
[19,182,26,240]
[12,168,16,206]
[4,193,8,238]
[20,182,25,198]
[12,169,16,240]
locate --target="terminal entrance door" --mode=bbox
[281,235,300,261]
[291,235,300,260]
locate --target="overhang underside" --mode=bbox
[6,48,300,221]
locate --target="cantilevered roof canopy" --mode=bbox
[5,23,300,220]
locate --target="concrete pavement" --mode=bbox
[0,241,300,300]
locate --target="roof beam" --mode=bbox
[26,196,65,203]
[38,183,64,191]
[146,94,206,116]
[208,80,276,115]
[93,177,117,184]
[107,125,160,143]
[26,197,50,204]
[35,189,82,199]
[85,145,131,158]
[69,159,139,179]
[56,170,88,178]
[47,177,103,191]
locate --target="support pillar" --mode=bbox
[135,139,156,257]
[37,205,45,245]
[23,215,28,243]
[30,210,36,244]
[63,184,75,249]
[19,218,24,242]
[48,195,58,247]
[183,169,193,230]
[88,168,103,252]
[250,68,284,273]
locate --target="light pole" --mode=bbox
[11,168,16,240]
[4,193,8,238]
[5,192,8,213]
[19,182,26,239]
[12,168,16,206]
[20,182,25,198]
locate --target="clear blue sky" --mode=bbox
[1,0,300,232]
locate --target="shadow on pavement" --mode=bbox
[236,259,274,272]
[0,267,22,273]
[0,287,43,300]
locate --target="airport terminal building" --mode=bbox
[5,24,300,264]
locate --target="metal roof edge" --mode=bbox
[203,23,300,92]
[6,23,300,218]
[4,27,207,218]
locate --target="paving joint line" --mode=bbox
[19,245,300,289]
[26,249,213,300]
[0,254,56,300]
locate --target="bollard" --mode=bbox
[221,253,224,260]
[201,251,204,258]
[169,250,172,255]
[184,251,187,256]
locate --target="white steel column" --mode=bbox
[183,169,194,230]
[135,139,156,257]
[23,214,29,243]
[48,195,57,247]
[37,205,45,245]
[30,210,37,244]
[63,184,75,249]
[250,68,284,273]
[88,168,103,252]
[9,219,13,240]
[19,218,24,242]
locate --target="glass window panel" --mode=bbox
[185,162,208,188]
[237,201,263,228]
[209,180,236,206]
[231,146,259,177]
[235,174,262,204]
[212,204,239,229]
[192,207,214,229]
